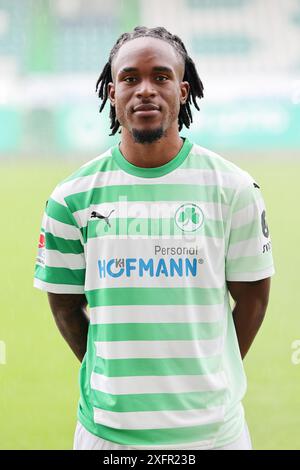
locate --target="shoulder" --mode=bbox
[49,147,116,206]
[189,142,257,191]
[58,147,114,187]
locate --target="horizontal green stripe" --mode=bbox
[91,321,222,341]
[94,356,222,377]
[229,220,260,244]
[83,217,224,240]
[90,388,227,412]
[45,232,84,254]
[46,198,78,227]
[59,156,118,184]
[78,408,221,446]
[34,264,85,285]
[226,253,273,273]
[65,184,235,213]
[86,287,224,308]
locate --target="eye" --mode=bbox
[155,75,168,81]
[123,76,138,83]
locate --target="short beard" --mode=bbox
[132,127,165,144]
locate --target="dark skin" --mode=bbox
[47,37,271,362]
[108,37,190,168]
[47,292,88,362]
[228,278,270,359]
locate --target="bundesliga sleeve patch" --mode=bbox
[36,232,45,267]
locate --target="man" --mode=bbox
[34,26,274,450]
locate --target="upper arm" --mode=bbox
[227,277,271,307]
[34,186,86,295]
[47,292,88,317]
[225,176,275,283]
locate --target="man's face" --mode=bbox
[108,37,190,144]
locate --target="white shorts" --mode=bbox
[73,421,252,450]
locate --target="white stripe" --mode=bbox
[50,185,68,206]
[193,145,245,175]
[226,265,275,282]
[91,371,227,395]
[86,234,219,240]
[93,405,225,430]
[90,304,224,324]
[33,278,84,293]
[52,151,112,204]
[231,199,265,229]
[79,148,112,168]
[226,238,262,260]
[94,337,222,359]
[44,249,86,269]
[72,200,229,229]
[43,214,81,240]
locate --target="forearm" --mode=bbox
[47,293,89,362]
[232,299,267,359]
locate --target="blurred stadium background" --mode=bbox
[0,0,299,449]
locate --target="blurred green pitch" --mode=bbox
[0,157,299,449]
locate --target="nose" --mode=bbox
[135,79,157,99]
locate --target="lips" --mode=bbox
[133,103,160,112]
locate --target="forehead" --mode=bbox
[111,36,184,78]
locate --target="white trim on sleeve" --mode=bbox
[226,266,275,282]
[33,278,85,294]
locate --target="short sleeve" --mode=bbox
[225,178,275,282]
[33,189,86,294]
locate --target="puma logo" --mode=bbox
[91,209,115,228]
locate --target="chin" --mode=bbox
[131,126,165,144]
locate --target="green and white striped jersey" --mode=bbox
[34,138,274,449]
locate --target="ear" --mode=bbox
[108,82,116,106]
[180,81,190,105]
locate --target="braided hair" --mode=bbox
[96,26,204,135]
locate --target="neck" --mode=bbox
[119,126,184,168]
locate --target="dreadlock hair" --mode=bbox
[95,26,204,135]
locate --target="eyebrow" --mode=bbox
[118,66,174,75]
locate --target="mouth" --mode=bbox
[133,103,161,117]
